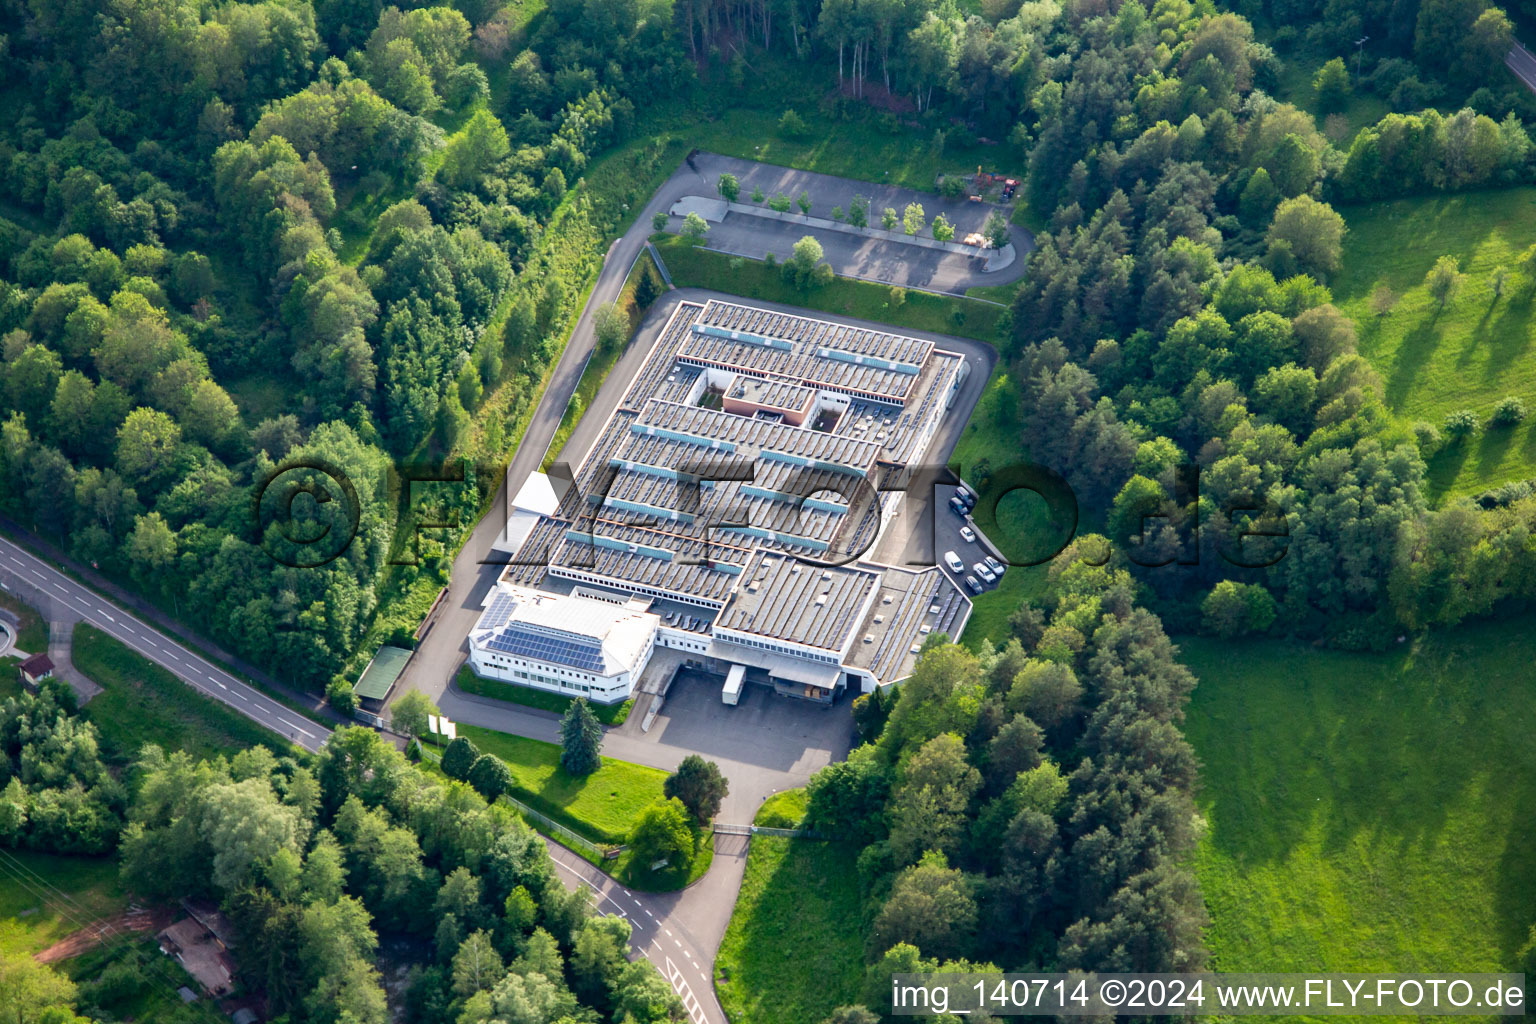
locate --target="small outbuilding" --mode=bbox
[352,645,412,713]
[18,653,54,689]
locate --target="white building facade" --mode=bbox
[468,584,659,704]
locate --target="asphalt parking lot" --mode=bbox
[701,215,993,294]
[667,151,1032,295]
[623,667,856,779]
[932,483,1006,598]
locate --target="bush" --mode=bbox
[848,195,869,228]
[1410,421,1443,456]
[1443,409,1480,440]
[468,754,513,799]
[778,109,808,136]
[441,736,480,780]
[629,797,695,869]
[680,211,709,241]
[1490,396,1527,427]
[652,211,668,231]
[1202,581,1278,638]
[593,301,630,351]
[1313,57,1351,113]
[326,678,357,715]
[983,210,1010,248]
[1389,76,1442,112]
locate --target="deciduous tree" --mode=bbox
[663,755,728,823]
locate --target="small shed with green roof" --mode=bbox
[353,645,412,712]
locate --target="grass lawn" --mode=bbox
[0,850,126,958]
[1181,617,1536,985]
[455,723,667,844]
[716,838,863,1024]
[1333,188,1536,497]
[454,665,633,726]
[687,108,1011,193]
[753,787,807,828]
[0,589,48,652]
[655,235,1005,344]
[964,280,1021,304]
[72,624,290,763]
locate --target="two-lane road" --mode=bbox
[0,536,330,753]
[545,837,738,1024]
[1509,42,1536,95]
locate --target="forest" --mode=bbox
[3,694,685,1024]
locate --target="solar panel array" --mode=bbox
[482,623,607,673]
[480,590,519,630]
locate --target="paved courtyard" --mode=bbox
[619,667,857,780]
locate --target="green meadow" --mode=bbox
[1182,620,1536,993]
[1334,188,1536,497]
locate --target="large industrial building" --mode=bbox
[471,298,973,706]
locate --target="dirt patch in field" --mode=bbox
[34,904,176,963]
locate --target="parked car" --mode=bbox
[984,555,1006,576]
[944,550,965,573]
[948,495,969,517]
[959,525,977,543]
[964,575,983,593]
[974,562,996,584]
[956,485,976,508]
